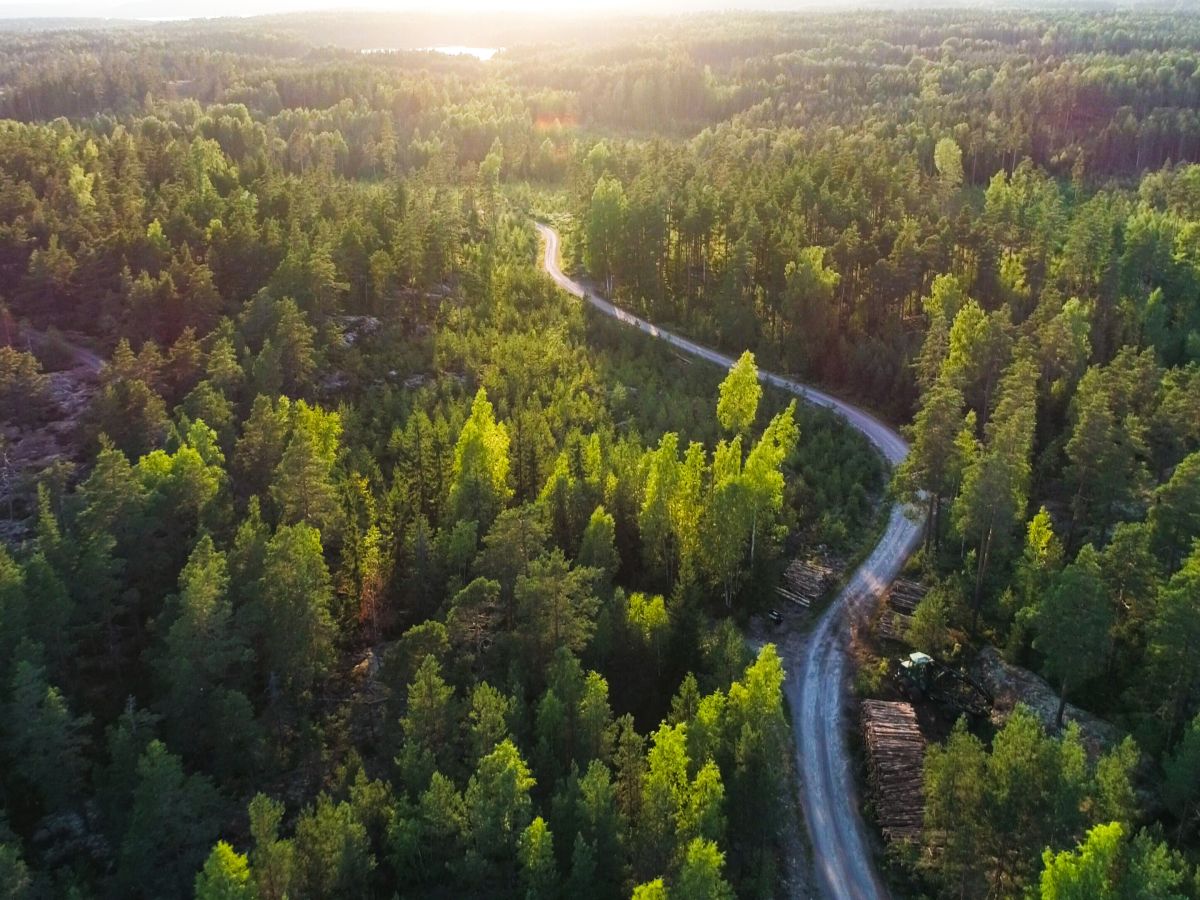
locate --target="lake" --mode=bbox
[361,46,500,61]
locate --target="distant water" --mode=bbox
[361,46,500,61]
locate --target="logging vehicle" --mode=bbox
[893,651,993,719]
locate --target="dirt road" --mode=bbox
[536,222,923,899]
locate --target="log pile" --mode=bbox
[776,557,839,608]
[886,578,928,614]
[876,609,913,643]
[861,700,925,844]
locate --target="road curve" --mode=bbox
[536,222,924,899]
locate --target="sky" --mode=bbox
[0,0,829,19]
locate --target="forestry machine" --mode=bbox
[893,651,993,720]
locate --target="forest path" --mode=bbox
[8,324,105,375]
[535,222,924,900]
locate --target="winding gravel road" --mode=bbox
[536,223,924,899]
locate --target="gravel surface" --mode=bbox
[537,223,924,900]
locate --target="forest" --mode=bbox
[0,7,1199,900]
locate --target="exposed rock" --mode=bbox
[318,371,351,395]
[351,647,383,683]
[972,645,1120,756]
[0,364,95,543]
[332,315,382,347]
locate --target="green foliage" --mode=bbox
[0,347,50,426]
[465,739,536,864]
[952,356,1037,616]
[256,522,335,705]
[715,351,761,438]
[271,400,343,537]
[518,816,558,900]
[293,795,375,899]
[577,504,619,586]
[515,549,601,667]
[398,656,456,790]
[922,707,1148,899]
[1040,822,1191,900]
[631,879,669,900]
[0,814,32,900]
[449,388,512,530]
[118,740,222,898]
[906,582,954,656]
[1035,544,1112,726]
[893,378,970,548]
[2,654,91,816]
[1146,544,1200,742]
[1148,451,1200,568]
[7,12,1200,900]
[585,176,627,292]
[248,794,296,900]
[196,841,259,900]
[1163,715,1200,839]
[934,137,964,190]
[676,838,735,900]
[155,535,255,769]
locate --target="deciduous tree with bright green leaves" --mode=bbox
[715,351,761,438]
[195,841,258,900]
[449,388,512,531]
[1040,822,1191,900]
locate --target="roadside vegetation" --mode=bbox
[2,7,1200,898]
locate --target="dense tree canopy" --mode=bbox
[2,7,1200,899]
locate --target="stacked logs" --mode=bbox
[887,578,928,614]
[861,700,925,844]
[876,609,913,643]
[775,557,839,608]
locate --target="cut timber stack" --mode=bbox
[886,578,928,614]
[776,557,839,608]
[876,609,913,643]
[861,700,925,844]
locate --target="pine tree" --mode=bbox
[518,816,558,900]
[271,401,342,538]
[640,433,681,585]
[515,550,601,667]
[256,523,335,705]
[586,175,627,294]
[235,395,291,499]
[118,740,222,897]
[1148,451,1200,570]
[742,403,798,567]
[1035,545,1112,727]
[247,794,296,900]
[1163,714,1200,841]
[464,739,536,863]
[894,378,968,549]
[1145,544,1200,743]
[3,655,91,815]
[155,535,254,766]
[954,356,1037,620]
[293,795,375,899]
[1040,822,1190,900]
